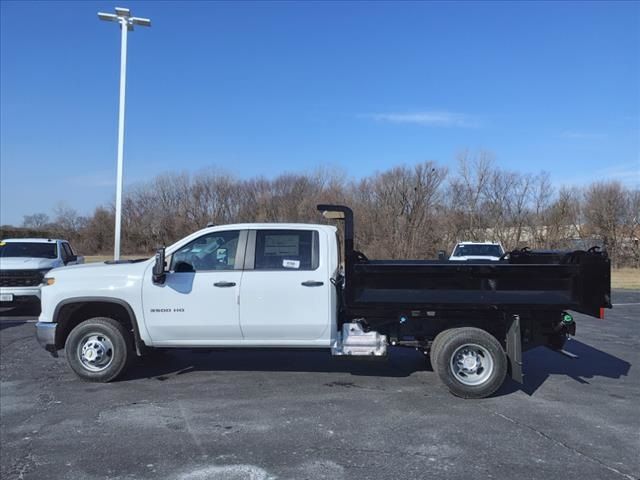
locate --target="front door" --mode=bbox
[142,230,246,345]
[239,229,331,342]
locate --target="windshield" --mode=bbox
[0,242,57,259]
[453,244,503,257]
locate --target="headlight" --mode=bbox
[39,268,52,286]
[42,277,55,286]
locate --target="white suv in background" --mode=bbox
[449,242,505,261]
[0,238,83,313]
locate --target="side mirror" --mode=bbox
[438,250,446,261]
[152,247,166,284]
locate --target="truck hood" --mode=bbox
[0,257,61,270]
[49,258,153,277]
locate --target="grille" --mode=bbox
[0,270,44,287]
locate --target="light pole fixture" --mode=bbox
[97,7,151,260]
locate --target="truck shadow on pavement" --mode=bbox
[497,340,632,396]
[123,347,428,381]
[0,321,26,332]
[121,340,631,398]
[0,317,37,331]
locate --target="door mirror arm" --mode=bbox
[153,247,167,284]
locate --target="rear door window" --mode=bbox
[254,230,319,271]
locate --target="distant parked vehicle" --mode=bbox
[449,242,505,261]
[0,239,84,313]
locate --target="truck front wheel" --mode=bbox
[65,317,133,382]
[434,327,507,399]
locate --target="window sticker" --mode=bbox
[264,235,299,256]
[282,259,300,269]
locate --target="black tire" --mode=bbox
[65,317,133,382]
[547,333,567,351]
[429,329,457,368]
[434,327,507,399]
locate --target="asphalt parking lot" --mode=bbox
[1,290,638,480]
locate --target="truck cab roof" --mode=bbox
[455,241,501,245]
[196,223,337,231]
[1,238,63,243]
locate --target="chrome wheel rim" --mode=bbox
[450,343,494,386]
[77,333,114,372]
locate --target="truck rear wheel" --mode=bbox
[65,317,133,382]
[434,327,507,399]
[429,329,457,368]
[547,333,567,351]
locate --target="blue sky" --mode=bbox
[1,1,639,225]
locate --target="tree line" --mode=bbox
[6,151,640,268]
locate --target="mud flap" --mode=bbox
[506,315,523,384]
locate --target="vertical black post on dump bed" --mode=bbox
[316,204,355,302]
[316,204,354,256]
[316,204,354,257]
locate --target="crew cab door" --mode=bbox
[142,230,247,345]
[239,229,332,343]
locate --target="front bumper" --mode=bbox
[35,322,58,355]
[0,287,41,312]
[0,286,42,300]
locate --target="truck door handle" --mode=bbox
[214,281,236,287]
[301,280,324,287]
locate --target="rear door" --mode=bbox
[239,228,331,343]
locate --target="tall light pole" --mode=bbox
[98,7,151,260]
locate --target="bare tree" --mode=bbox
[22,213,50,230]
[12,153,637,269]
[583,181,628,267]
[624,188,640,267]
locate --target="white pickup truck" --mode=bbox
[35,205,611,398]
[449,242,505,261]
[0,238,84,312]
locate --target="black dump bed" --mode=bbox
[349,252,611,319]
[317,205,612,320]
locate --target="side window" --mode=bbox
[171,231,241,272]
[61,243,73,261]
[254,230,319,271]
